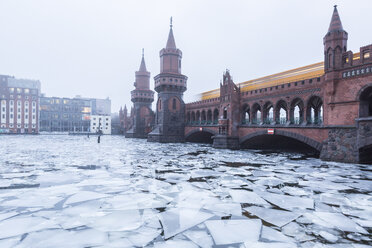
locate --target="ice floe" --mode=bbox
[205,219,262,245]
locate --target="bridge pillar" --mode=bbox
[320,127,358,163]
[212,135,240,150]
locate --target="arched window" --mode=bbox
[279,108,286,124]
[241,105,250,124]
[359,86,372,117]
[213,109,219,124]
[307,96,323,125]
[290,98,304,125]
[172,98,176,110]
[256,110,261,124]
[207,110,212,124]
[294,106,300,124]
[252,103,261,124]
[263,102,273,124]
[223,107,227,119]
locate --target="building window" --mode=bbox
[9,88,14,93]
[24,89,29,94]
[172,98,177,110]
[364,52,370,59]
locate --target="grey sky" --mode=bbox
[0,0,371,112]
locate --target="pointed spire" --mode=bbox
[139,48,147,72]
[166,17,177,49]
[328,5,344,33]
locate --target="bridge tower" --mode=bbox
[148,18,188,143]
[323,5,348,99]
[125,50,155,138]
[213,70,241,149]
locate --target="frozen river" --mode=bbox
[0,135,371,247]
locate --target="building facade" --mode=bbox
[90,115,111,134]
[0,75,40,134]
[125,51,155,138]
[39,95,111,133]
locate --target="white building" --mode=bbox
[90,115,111,134]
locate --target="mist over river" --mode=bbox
[0,135,371,247]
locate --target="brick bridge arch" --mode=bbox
[239,129,323,152]
[185,127,218,143]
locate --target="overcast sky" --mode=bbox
[1,0,371,112]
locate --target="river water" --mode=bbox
[0,135,371,247]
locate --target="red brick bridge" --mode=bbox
[184,7,372,163]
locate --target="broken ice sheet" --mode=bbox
[205,219,261,245]
[154,239,199,248]
[318,230,338,243]
[280,186,309,196]
[104,193,168,210]
[244,241,297,248]
[282,222,315,242]
[0,212,18,222]
[0,216,59,239]
[183,230,214,248]
[254,177,284,187]
[256,191,314,210]
[127,226,161,247]
[261,226,294,243]
[17,228,108,248]
[244,206,301,227]
[158,208,213,239]
[319,193,350,206]
[203,203,242,216]
[88,210,142,232]
[0,237,20,248]
[314,211,368,234]
[64,190,110,206]
[2,193,63,209]
[229,190,268,205]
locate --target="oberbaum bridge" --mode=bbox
[121,6,372,164]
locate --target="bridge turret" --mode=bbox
[126,51,155,138]
[131,50,154,104]
[212,70,240,149]
[324,5,348,72]
[148,18,188,143]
